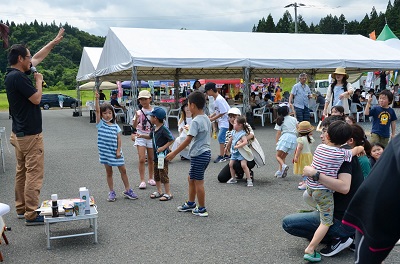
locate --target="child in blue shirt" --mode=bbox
[364,90,397,147]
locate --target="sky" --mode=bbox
[0,0,389,37]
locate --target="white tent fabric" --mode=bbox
[94,27,400,81]
[78,81,117,90]
[76,47,102,81]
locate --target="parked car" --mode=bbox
[40,94,80,110]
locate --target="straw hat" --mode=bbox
[238,145,254,161]
[332,67,349,79]
[297,121,314,134]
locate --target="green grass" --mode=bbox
[0,90,97,111]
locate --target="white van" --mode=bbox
[311,79,330,96]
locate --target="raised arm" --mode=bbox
[32,28,64,66]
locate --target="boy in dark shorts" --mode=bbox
[136,107,175,201]
[166,91,212,217]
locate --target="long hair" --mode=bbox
[276,106,289,126]
[99,103,116,123]
[350,124,371,155]
[298,131,313,144]
[179,100,188,125]
[236,115,250,134]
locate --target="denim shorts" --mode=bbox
[218,127,228,144]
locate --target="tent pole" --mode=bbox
[131,66,139,111]
[76,82,82,116]
[174,69,181,109]
[242,67,251,115]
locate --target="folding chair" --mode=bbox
[252,106,267,126]
[167,108,181,126]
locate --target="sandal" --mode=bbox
[303,251,321,262]
[139,182,147,189]
[148,179,156,186]
[159,194,173,201]
[150,191,163,199]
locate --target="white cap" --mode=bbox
[228,107,241,115]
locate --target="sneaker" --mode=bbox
[213,155,224,163]
[227,178,237,184]
[148,179,156,186]
[298,183,307,190]
[17,213,25,219]
[247,180,253,187]
[139,181,147,189]
[192,207,208,217]
[25,214,44,226]
[349,242,355,252]
[108,190,116,202]
[274,170,282,178]
[222,154,230,161]
[123,189,138,200]
[177,201,196,212]
[320,237,353,257]
[281,164,289,178]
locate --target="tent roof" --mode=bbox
[377,24,398,41]
[92,27,400,81]
[76,47,102,81]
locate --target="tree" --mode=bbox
[264,14,276,33]
[276,11,293,33]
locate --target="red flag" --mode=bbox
[369,30,376,40]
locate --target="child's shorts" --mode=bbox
[153,161,169,184]
[218,127,228,144]
[189,150,211,180]
[134,137,153,148]
[307,187,334,226]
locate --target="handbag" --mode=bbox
[249,137,265,167]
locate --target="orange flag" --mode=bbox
[369,30,376,40]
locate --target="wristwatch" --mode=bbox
[312,171,320,181]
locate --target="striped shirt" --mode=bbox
[307,144,352,189]
[96,119,124,166]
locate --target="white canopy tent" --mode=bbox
[78,81,117,90]
[92,27,400,111]
[95,27,400,81]
[76,47,102,82]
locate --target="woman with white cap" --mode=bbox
[323,67,354,116]
[217,107,256,182]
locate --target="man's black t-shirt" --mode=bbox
[5,68,42,135]
[333,144,364,220]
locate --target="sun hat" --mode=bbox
[228,107,241,116]
[238,145,254,161]
[297,121,314,134]
[149,107,166,120]
[138,90,151,99]
[332,67,349,79]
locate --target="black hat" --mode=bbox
[204,82,216,92]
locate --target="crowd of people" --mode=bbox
[5,31,400,263]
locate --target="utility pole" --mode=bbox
[284,2,305,33]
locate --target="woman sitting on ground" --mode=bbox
[217,107,256,182]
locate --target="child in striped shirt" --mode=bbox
[303,120,364,262]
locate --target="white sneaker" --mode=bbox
[227,178,237,184]
[274,170,282,178]
[247,180,253,187]
[281,164,289,178]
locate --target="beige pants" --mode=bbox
[10,133,44,220]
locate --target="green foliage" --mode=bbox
[253,1,400,38]
[0,21,105,91]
